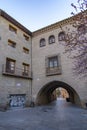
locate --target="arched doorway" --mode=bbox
[36,81,81,107]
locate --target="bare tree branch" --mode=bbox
[60,0,87,77]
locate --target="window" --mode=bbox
[8,39,16,48]
[23,34,29,41]
[6,58,15,73]
[45,54,61,76]
[40,38,46,47]
[58,31,65,41]
[9,25,17,34]
[49,35,55,44]
[22,63,29,76]
[48,56,58,68]
[23,47,29,54]
[77,24,86,35]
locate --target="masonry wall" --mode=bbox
[0,16,32,108]
[32,23,87,108]
[0,12,87,109]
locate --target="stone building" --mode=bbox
[0,9,87,109]
[0,10,32,108]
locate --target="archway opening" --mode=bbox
[36,81,81,107]
[55,87,69,99]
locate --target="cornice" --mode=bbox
[32,16,74,37]
[32,10,87,37]
[0,9,86,37]
[0,9,32,36]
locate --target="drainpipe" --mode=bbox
[30,35,35,107]
[30,34,34,107]
[31,35,32,103]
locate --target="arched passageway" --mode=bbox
[36,81,81,107]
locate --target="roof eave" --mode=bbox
[0,9,32,36]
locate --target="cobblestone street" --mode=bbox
[0,99,87,130]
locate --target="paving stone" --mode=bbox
[0,99,87,130]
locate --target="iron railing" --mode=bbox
[2,64,32,79]
[46,67,61,76]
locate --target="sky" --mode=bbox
[0,0,78,32]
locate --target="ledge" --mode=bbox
[2,72,32,79]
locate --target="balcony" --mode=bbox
[46,67,61,76]
[2,64,32,79]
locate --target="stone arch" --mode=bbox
[48,35,55,44]
[36,80,81,107]
[58,31,66,41]
[39,38,46,47]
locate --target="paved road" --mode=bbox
[0,99,87,130]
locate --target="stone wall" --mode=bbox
[32,22,87,108]
[0,16,32,109]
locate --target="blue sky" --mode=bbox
[0,0,77,31]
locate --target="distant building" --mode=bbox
[0,9,87,109]
[59,88,69,98]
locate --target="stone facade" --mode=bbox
[0,9,87,109]
[0,10,32,109]
[32,17,87,108]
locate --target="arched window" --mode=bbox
[49,35,55,44]
[58,31,66,41]
[40,38,46,47]
[77,24,86,35]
